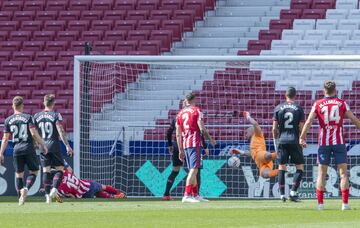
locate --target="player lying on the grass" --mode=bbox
[231,112,278,179]
[163,118,209,201]
[272,87,305,203]
[34,94,74,204]
[176,93,216,203]
[56,161,125,200]
[0,96,48,206]
[300,81,360,211]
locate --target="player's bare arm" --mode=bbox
[299,111,316,148]
[344,111,360,129]
[243,112,262,136]
[56,124,73,156]
[0,133,10,164]
[175,123,184,161]
[30,128,48,155]
[197,119,216,146]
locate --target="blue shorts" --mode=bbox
[184,147,201,169]
[318,144,347,165]
[82,181,102,198]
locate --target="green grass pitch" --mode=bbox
[0,197,359,228]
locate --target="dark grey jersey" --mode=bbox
[273,102,305,144]
[4,113,36,156]
[34,111,63,153]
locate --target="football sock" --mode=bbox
[278,170,286,196]
[192,185,199,197]
[269,169,279,178]
[43,172,52,194]
[105,185,119,195]
[96,191,111,198]
[164,170,179,196]
[16,177,24,196]
[316,189,324,204]
[53,171,64,189]
[291,169,303,192]
[26,174,36,190]
[341,188,349,204]
[184,185,193,197]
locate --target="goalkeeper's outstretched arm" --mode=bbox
[243,112,262,136]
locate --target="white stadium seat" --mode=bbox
[261,70,285,81]
[318,40,342,50]
[326,9,348,19]
[272,61,298,69]
[338,19,360,30]
[327,30,351,40]
[288,70,311,80]
[336,0,358,9]
[348,9,360,19]
[249,61,272,70]
[297,61,323,69]
[294,40,318,49]
[351,30,360,40]
[332,49,359,54]
[333,80,351,91]
[276,80,303,90]
[260,50,284,55]
[316,19,338,30]
[335,70,358,81]
[343,40,360,49]
[311,70,335,80]
[283,49,309,55]
[303,80,324,91]
[281,29,304,40]
[293,19,316,30]
[271,40,294,50]
[304,30,328,40]
[308,50,332,55]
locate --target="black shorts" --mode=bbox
[278,143,304,165]
[40,150,65,167]
[172,144,183,167]
[13,153,40,173]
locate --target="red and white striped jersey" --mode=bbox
[58,170,91,198]
[176,105,203,149]
[311,97,350,146]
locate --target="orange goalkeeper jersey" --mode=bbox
[250,132,273,170]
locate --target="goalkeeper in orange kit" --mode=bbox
[232,112,278,178]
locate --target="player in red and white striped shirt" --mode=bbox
[176,93,216,203]
[300,81,360,210]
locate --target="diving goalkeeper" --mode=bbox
[232,112,278,178]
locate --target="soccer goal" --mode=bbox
[73,55,360,198]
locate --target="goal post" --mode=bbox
[73,55,360,198]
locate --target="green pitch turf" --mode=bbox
[0,197,359,228]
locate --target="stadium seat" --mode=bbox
[183,0,206,20]
[259,29,282,40]
[0,51,11,61]
[70,41,87,51]
[343,40,360,49]
[311,70,336,80]
[23,1,45,11]
[237,50,261,55]
[304,30,328,40]
[316,19,338,29]
[336,0,358,9]
[68,0,91,10]
[33,31,56,41]
[260,50,284,55]
[57,51,80,61]
[0,41,21,51]
[149,10,173,20]
[348,9,360,19]
[9,31,32,41]
[43,20,66,31]
[92,41,115,52]
[56,31,80,41]
[282,29,304,40]
[114,20,137,31]
[8,90,32,99]
[56,71,73,81]
[22,61,45,71]
[45,0,68,10]
[312,0,335,9]
[13,11,36,21]
[138,40,162,55]
[271,40,294,50]
[327,30,351,40]
[43,80,67,90]
[19,80,42,90]
[293,19,316,30]
[32,89,56,99]
[127,30,150,41]
[81,31,104,41]
[45,41,69,51]
[338,19,360,30]
[0,21,19,31]
[91,20,113,30]
[114,40,138,51]
[150,30,173,51]
[57,90,73,100]
[280,9,302,20]
[269,19,293,30]
[261,70,285,81]
[318,40,342,50]
[0,31,8,41]
[351,30,360,40]
[22,41,45,51]
[1,1,24,11]
[11,71,34,81]
[0,61,23,71]
[114,0,137,10]
[160,0,183,10]
[302,9,326,19]
[126,10,150,20]
[161,20,184,41]
[20,21,43,31]
[137,19,161,30]
[137,0,159,10]
[68,20,90,31]
[33,71,56,81]
[46,61,69,71]
[294,40,318,49]
[103,10,127,20]
[81,10,103,20]
[248,40,271,50]
[58,11,81,21]
[335,70,358,81]
[91,0,114,10]
[104,30,127,41]
[0,12,13,21]
[291,0,312,9]
[35,11,58,20]
[288,70,311,80]
[326,9,348,19]
[12,51,35,61]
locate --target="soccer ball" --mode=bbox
[227,156,240,168]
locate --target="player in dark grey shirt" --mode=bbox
[34,94,73,204]
[272,87,305,202]
[0,96,47,205]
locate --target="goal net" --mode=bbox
[73,55,360,199]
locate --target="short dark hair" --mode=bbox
[286,87,296,99]
[44,94,56,107]
[324,80,336,95]
[185,93,196,102]
[12,96,23,109]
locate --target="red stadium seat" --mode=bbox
[45,0,68,10]
[104,50,128,55]
[43,80,67,90]
[104,30,127,41]
[128,50,153,55]
[8,90,32,99]
[302,9,326,19]
[161,20,184,41]
[92,41,115,51]
[91,20,113,30]
[12,51,35,61]
[149,10,172,20]
[58,51,81,60]
[56,71,73,81]
[70,41,87,51]
[22,41,45,51]
[0,80,17,90]
[81,31,103,41]
[160,0,183,10]
[32,89,56,99]
[23,1,45,11]
[173,10,196,31]
[247,40,271,50]
[34,51,58,61]
[312,0,335,9]
[33,31,56,41]
[127,30,150,41]
[45,41,69,51]
[0,71,11,81]
[0,31,8,41]
[259,29,282,40]
[33,71,56,81]
[138,40,162,55]
[269,19,293,30]
[44,20,66,31]
[11,71,34,81]
[58,11,81,21]
[137,0,159,10]
[0,61,22,71]
[0,12,13,21]
[67,20,90,31]
[150,30,173,51]
[13,11,36,21]
[19,80,42,90]
[280,9,303,20]
[114,20,137,31]
[56,31,80,41]
[35,11,58,20]
[46,61,69,71]
[9,31,32,41]
[1,1,23,11]
[68,0,91,10]
[24,99,42,110]
[0,21,19,31]
[20,21,43,31]
[126,10,149,20]
[183,0,205,20]
[81,10,103,20]
[291,0,312,9]
[114,40,138,51]
[137,19,161,30]
[22,61,45,71]
[91,0,114,10]
[103,10,127,20]
[0,51,11,61]
[114,0,137,10]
